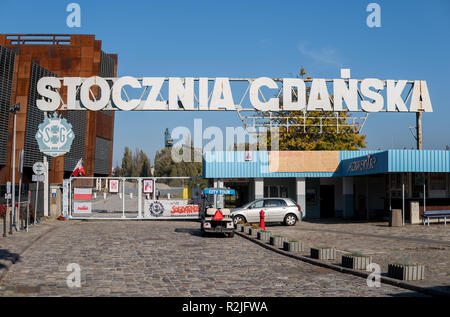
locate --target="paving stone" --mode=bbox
[267,220,450,294]
[0,220,428,296]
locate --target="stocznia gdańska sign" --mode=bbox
[35,76,432,113]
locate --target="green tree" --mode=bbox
[121,147,133,176]
[112,164,122,177]
[138,150,151,177]
[153,146,207,188]
[119,147,152,177]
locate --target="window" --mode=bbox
[264,199,286,207]
[250,200,264,209]
[430,174,446,190]
[387,173,409,198]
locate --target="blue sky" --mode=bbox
[1,0,449,166]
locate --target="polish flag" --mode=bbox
[72,158,86,177]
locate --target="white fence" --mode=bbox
[68,176,202,220]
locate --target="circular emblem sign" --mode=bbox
[149,201,164,217]
[32,162,45,175]
[35,113,75,157]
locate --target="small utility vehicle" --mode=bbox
[200,188,235,238]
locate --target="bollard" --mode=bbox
[389,209,402,227]
[259,209,265,230]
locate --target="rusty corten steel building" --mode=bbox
[0,34,117,185]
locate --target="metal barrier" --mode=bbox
[69,176,202,220]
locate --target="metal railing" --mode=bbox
[68,176,202,220]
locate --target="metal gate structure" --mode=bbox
[68,176,203,220]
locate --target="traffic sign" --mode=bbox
[32,174,45,182]
[33,162,45,175]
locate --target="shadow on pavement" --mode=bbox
[174,227,232,238]
[0,249,20,269]
[302,218,388,225]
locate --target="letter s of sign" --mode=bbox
[66,263,81,288]
[366,263,381,288]
[66,3,81,28]
[37,77,61,111]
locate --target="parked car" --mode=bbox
[231,198,303,226]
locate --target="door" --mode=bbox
[246,199,264,223]
[320,185,335,218]
[264,199,287,222]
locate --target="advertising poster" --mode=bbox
[143,179,153,193]
[73,187,92,200]
[143,200,200,219]
[109,179,119,193]
[73,202,92,214]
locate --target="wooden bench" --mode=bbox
[423,210,450,226]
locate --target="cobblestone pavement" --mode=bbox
[0,220,424,297]
[0,218,59,276]
[267,220,449,294]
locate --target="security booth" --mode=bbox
[203,150,450,222]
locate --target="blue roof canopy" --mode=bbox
[203,150,450,179]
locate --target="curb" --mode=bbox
[236,231,449,297]
[0,224,58,282]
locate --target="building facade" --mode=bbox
[0,34,117,186]
[203,150,450,220]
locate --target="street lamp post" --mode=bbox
[10,103,20,232]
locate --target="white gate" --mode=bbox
[68,176,202,220]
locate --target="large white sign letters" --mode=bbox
[36,76,432,113]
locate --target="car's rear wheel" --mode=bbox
[284,213,297,226]
[233,215,246,225]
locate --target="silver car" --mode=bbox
[231,198,303,226]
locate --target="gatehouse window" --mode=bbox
[430,173,446,191]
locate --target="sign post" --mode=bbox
[17,149,24,230]
[7,181,12,235]
[34,181,39,226]
[62,179,70,218]
[3,182,10,237]
[10,103,20,232]
[26,190,31,232]
[35,112,74,218]
[32,161,46,223]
